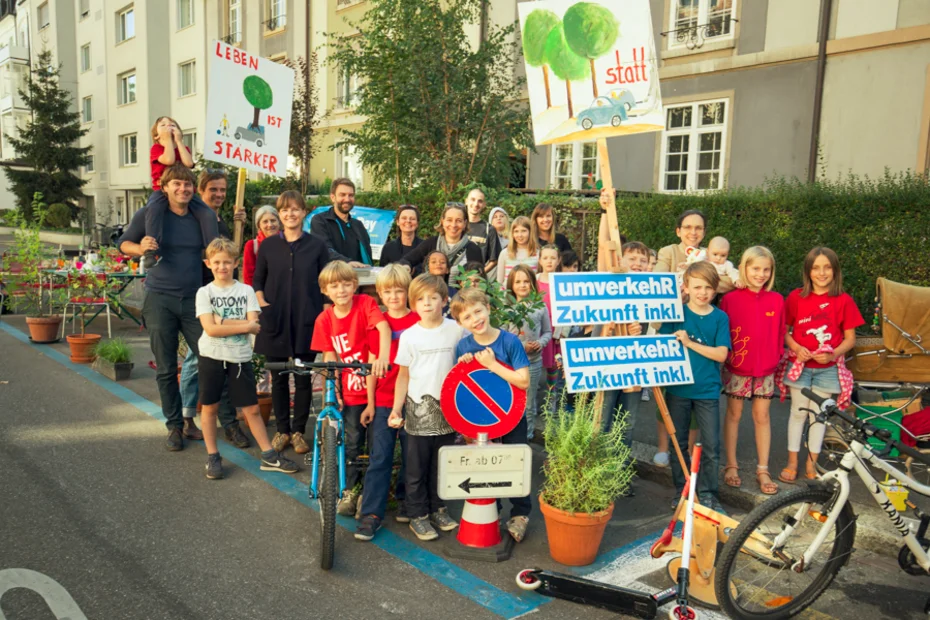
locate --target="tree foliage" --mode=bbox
[327,0,532,195]
[4,50,91,221]
[563,2,619,98]
[243,75,273,128]
[286,55,323,196]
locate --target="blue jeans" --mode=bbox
[359,406,407,520]
[666,393,720,499]
[600,389,641,449]
[497,415,532,518]
[179,347,237,429]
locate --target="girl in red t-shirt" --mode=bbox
[782,247,864,481]
[719,246,786,495]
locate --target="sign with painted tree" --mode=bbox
[205,40,295,177]
[517,0,663,146]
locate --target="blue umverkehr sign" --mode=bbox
[302,206,396,260]
[549,272,683,327]
[560,335,693,393]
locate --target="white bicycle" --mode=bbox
[714,388,930,619]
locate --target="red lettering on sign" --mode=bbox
[212,141,278,174]
[605,47,648,85]
[215,41,259,70]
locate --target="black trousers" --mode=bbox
[498,415,532,518]
[342,404,367,490]
[405,433,455,519]
[266,355,312,435]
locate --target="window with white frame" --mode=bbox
[338,144,362,186]
[266,0,286,31]
[82,96,93,123]
[177,0,194,29]
[668,0,736,48]
[117,6,135,43]
[550,141,599,190]
[38,2,49,29]
[659,98,727,192]
[80,0,90,20]
[181,130,197,154]
[85,154,95,174]
[336,66,358,108]
[178,60,195,97]
[80,44,91,73]
[120,133,138,166]
[117,71,136,105]
[227,0,241,44]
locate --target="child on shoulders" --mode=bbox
[310,261,391,517]
[195,238,298,479]
[451,288,532,542]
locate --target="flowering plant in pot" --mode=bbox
[539,393,635,566]
[93,338,134,381]
[64,268,117,362]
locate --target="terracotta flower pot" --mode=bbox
[25,316,62,343]
[257,392,273,425]
[66,333,102,364]
[539,495,614,566]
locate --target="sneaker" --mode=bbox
[142,251,159,270]
[205,453,223,480]
[354,515,381,541]
[395,500,411,523]
[182,418,203,440]
[670,497,681,512]
[259,452,299,473]
[653,451,670,467]
[506,516,529,543]
[409,516,439,541]
[166,428,184,451]
[271,432,290,453]
[429,507,458,532]
[291,432,310,455]
[699,494,728,517]
[224,424,250,449]
[641,390,651,402]
[337,490,360,517]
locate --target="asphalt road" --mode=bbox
[1,322,928,620]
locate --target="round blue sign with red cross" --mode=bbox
[440,359,527,440]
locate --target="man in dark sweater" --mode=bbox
[309,177,372,267]
[119,164,218,451]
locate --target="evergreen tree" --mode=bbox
[328,0,532,194]
[5,49,91,221]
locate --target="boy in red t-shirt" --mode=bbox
[354,265,420,541]
[311,261,390,517]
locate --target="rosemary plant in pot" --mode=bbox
[539,393,635,566]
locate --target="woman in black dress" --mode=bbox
[531,203,572,253]
[253,190,329,455]
[379,204,422,266]
[400,203,483,279]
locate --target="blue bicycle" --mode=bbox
[265,358,373,570]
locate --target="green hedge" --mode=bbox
[272,172,930,318]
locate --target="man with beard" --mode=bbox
[309,177,372,267]
[464,188,501,274]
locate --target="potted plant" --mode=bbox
[6,195,66,342]
[93,338,134,381]
[64,268,116,362]
[538,393,635,566]
[253,353,273,424]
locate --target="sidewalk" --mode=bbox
[2,310,924,560]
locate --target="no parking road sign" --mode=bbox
[440,359,527,440]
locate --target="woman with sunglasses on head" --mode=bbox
[380,204,423,267]
[399,203,483,279]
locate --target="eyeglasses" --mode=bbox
[444,202,466,208]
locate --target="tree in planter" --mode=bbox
[328,0,532,194]
[5,50,92,222]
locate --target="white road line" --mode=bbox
[0,568,88,620]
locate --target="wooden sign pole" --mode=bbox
[232,167,248,250]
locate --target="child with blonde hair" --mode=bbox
[495,216,538,284]
[707,237,742,286]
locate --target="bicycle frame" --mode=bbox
[778,437,930,575]
[308,373,346,501]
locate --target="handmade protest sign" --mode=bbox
[517,0,662,146]
[302,206,396,260]
[549,272,683,327]
[206,41,294,177]
[561,335,693,393]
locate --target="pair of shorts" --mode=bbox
[783,364,841,395]
[198,356,257,408]
[723,370,775,400]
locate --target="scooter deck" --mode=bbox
[528,570,675,619]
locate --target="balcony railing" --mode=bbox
[264,15,287,32]
[221,32,241,45]
[660,17,738,50]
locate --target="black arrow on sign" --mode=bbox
[458,478,513,494]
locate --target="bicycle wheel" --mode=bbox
[905,450,930,488]
[715,485,856,620]
[319,423,338,571]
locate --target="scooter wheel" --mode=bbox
[515,569,543,591]
[669,606,697,620]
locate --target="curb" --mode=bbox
[629,440,905,559]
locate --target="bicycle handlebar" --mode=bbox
[802,388,930,467]
[264,360,389,373]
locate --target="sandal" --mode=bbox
[778,467,798,484]
[756,466,779,495]
[723,465,741,488]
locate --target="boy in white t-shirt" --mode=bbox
[196,238,298,480]
[388,274,462,541]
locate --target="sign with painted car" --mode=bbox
[205,41,294,177]
[517,0,663,146]
[437,444,533,500]
[561,335,694,393]
[302,206,396,260]
[548,272,683,327]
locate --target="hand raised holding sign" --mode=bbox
[475,347,497,368]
